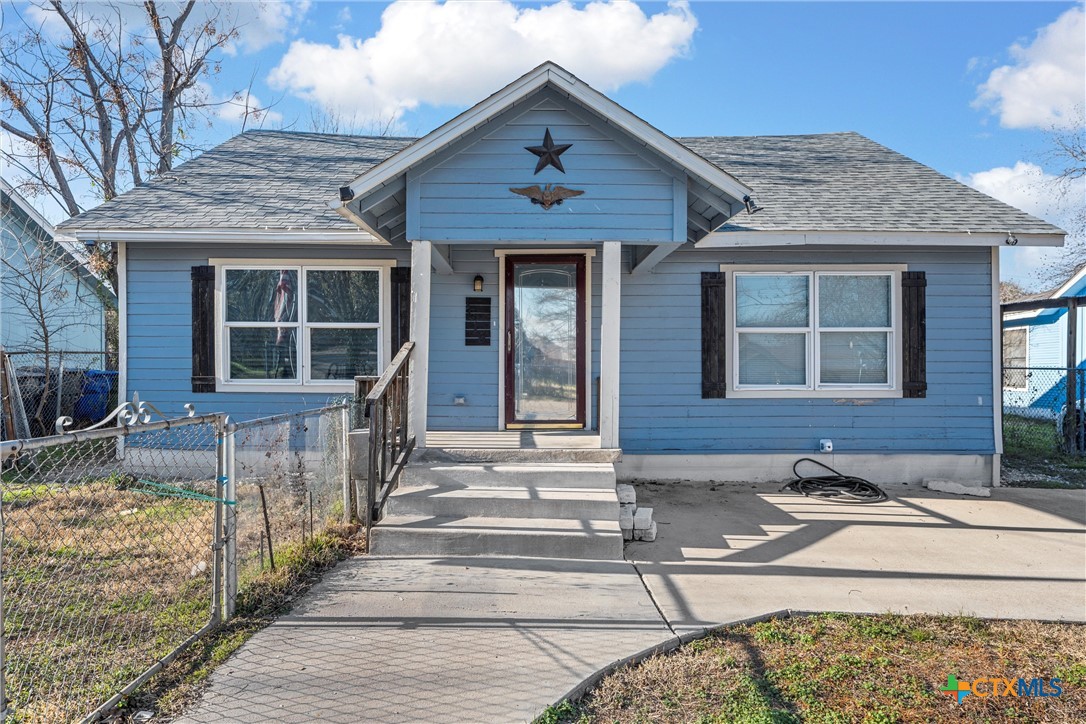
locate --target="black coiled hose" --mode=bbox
[780,458,889,503]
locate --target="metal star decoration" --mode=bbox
[524,128,572,174]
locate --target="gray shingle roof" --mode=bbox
[57,129,1063,236]
[57,131,414,232]
[680,132,1063,235]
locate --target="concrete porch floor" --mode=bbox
[425,430,603,449]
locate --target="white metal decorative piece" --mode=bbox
[55,392,194,434]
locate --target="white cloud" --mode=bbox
[229,1,312,55]
[974,6,1085,130]
[334,5,352,30]
[268,0,697,123]
[21,1,309,56]
[963,161,1086,286]
[962,162,1061,221]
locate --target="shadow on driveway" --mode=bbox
[626,483,1086,634]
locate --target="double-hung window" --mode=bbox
[220,264,387,389]
[731,268,899,394]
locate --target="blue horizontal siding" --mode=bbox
[125,243,409,421]
[618,246,996,455]
[426,245,602,431]
[415,91,680,243]
[127,242,996,455]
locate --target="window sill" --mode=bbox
[725,388,901,400]
[215,381,355,394]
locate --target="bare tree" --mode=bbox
[303,106,402,137]
[0,1,246,285]
[1000,280,1029,304]
[1038,105,1086,285]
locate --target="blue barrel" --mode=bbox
[73,370,119,422]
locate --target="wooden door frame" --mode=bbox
[503,254,587,428]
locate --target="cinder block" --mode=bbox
[622,525,634,541]
[617,484,636,505]
[633,506,653,530]
[924,479,991,497]
[619,506,634,529]
[639,521,657,542]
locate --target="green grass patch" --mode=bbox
[545,613,1086,723]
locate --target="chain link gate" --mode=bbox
[0,398,231,723]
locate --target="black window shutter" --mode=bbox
[902,270,927,398]
[390,266,411,353]
[701,271,727,398]
[191,265,216,393]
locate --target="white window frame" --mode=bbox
[212,259,395,393]
[722,264,906,399]
[1001,326,1029,391]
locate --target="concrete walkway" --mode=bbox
[178,556,670,723]
[627,483,1086,635]
[179,485,1085,723]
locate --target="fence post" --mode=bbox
[348,428,370,525]
[211,417,225,627]
[1065,300,1078,453]
[224,420,237,621]
[340,406,352,524]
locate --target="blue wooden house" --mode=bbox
[1002,268,1086,420]
[57,63,1064,491]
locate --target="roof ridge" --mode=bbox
[241,129,418,141]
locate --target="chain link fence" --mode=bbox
[229,404,353,602]
[0,409,226,722]
[2,351,119,439]
[1002,366,1086,485]
[0,398,361,721]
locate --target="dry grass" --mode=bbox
[549,614,1086,724]
[2,480,217,723]
[117,523,364,720]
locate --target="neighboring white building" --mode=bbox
[1,178,115,354]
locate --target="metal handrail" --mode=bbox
[361,342,416,532]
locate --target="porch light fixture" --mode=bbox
[473,275,484,292]
[742,195,763,215]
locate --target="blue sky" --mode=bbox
[9,1,1085,287]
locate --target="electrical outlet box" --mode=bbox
[454,395,466,406]
[819,439,833,453]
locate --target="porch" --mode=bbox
[408,239,626,451]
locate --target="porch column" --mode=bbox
[409,240,432,448]
[599,241,621,448]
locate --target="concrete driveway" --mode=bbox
[178,484,1084,723]
[627,482,1086,635]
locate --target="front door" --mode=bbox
[505,255,586,428]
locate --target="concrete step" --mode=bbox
[370,515,624,559]
[417,447,621,464]
[386,484,620,520]
[402,462,617,490]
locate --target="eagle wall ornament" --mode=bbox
[510,184,585,210]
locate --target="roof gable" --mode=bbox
[337,62,752,244]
